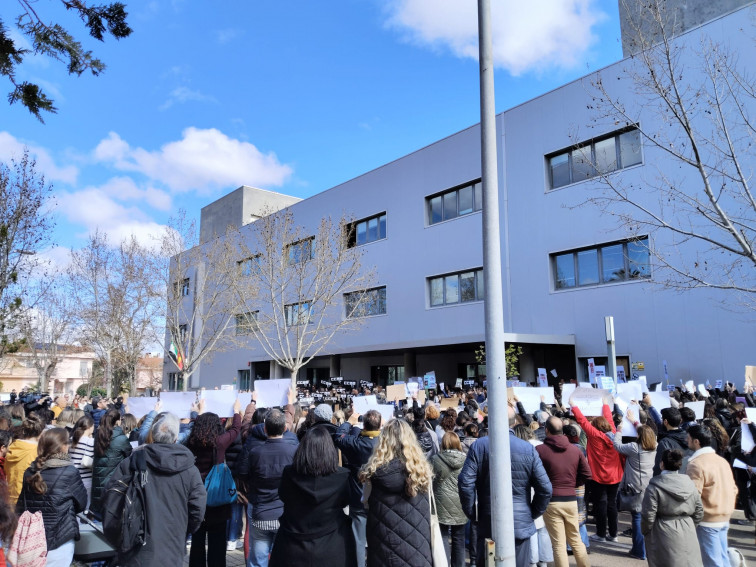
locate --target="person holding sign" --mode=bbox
[569,392,624,543]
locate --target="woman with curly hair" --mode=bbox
[359,419,434,567]
[702,418,730,457]
[90,408,132,519]
[186,399,241,567]
[17,428,87,567]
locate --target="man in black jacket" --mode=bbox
[653,407,691,475]
[333,409,381,566]
[106,412,206,566]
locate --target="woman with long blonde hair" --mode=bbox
[359,419,434,567]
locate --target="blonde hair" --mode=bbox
[359,419,433,498]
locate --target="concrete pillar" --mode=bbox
[330,355,341,378]
[270,360,283,380]
[404,351,417,378]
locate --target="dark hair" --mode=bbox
[252,407,270,425]
[29,428,70,494]
[32,408,54,426]
[187,413,224,452]
[0,430,12,450]
[702,418,729,453]
[71,415,94,446]
[293,426,337,476]
[679,407,696,423]
[19,414,44,440]
[265,410,286,437]
[563,424,579,439]
[660,407,682,428]
[440,414,456,432]
[363,409,381,431]
[687,424,712,448]
[661,448,683,471]
[94,409,122,456]
[464,422,479,439]
[120,414,137,436]
[545,417,563,435]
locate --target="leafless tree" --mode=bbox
[159,210,252,391]
[582,0,755,304]
[233,209,375,389]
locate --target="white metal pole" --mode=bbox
[477,1,515,565]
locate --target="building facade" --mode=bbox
[164,3,756,391]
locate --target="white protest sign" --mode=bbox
[652,382,662,392]
[741,422,756,454]
[254,379,291,408]
[685,380,696,394]
[733,459,750,470]
[537,368,548,387]
[159,391,196,419]
[561,383,577,403]
[648,391,671,409]
[745,408,756,422]
[697,384,709,398]
[587,358,596,383]
[455,378,463,388]
[438,382,445,392]
[595,366,606,378]
[570,387,609,416]
[617,381,643,403]
[578,382,593,389]
[508,387,555,413]
[126,397,157,420]
[406,382,419,396]
[616,368,626,383]
[715,380,723,389]
[373,404,396,424]
[352,395,377,415]
[200,389,238,417]
[615,397,639,437]
[686,401,705,421]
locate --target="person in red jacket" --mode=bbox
[570,399,624,543]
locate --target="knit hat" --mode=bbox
[313,403,333,422]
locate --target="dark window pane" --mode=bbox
[601,244,625,282]
[430,278,444,306]
[430,197,443,224]
[378,214,386,239]
[356,221,367,245]
[460,271,476,302]
[577,249,599,285]
[550,153,571,188]
[626,239,651,279]
[474,183,482,211]
[377,287,386,314]
[445,275,459,303]
[571,147,594,182]
[476,269,485,300]
[594,137,618,174]
[443,192,458,220]
[555,254,575,289]
[619,129,642,167]
[459,186,473,215]
[367,217,378,242]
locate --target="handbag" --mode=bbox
[617,448,644,512]
[204,447,237,507]
[429,489,449,567]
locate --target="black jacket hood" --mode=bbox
[140,443,197,474]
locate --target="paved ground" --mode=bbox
[181,510,756,566]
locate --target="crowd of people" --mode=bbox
[0,380,748,566]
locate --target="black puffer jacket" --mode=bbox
[16,459,87,551]
[366,458,432,567]
[91,426,132,514]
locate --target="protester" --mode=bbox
[90,408,132,519]
[16,428,87,567]
[359,418,434,567]
[107,412,207,566]
[459,405,552,566]
[685,424,738,567]
[431,431,467,567]
[641,449,704,567]
[186,399,242,567]
[68,414,95,508]
[6,413,44,505]
[653,407,689,476]
[332,409,382,567]
[535,416,591,567]
[269,426,355,567]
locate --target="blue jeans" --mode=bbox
[227,502,244,542]
[696,525,729,567]
[350,507,367,567]
[629,511,645,559]
[248,524,277,567]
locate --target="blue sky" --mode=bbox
[1,0,623,265]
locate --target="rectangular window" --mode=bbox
[551,237,651,290]
[346,213,387,248]
[174,278,190,297]
[287,237,314,265]
[237,256,260,276]
[235,311,258,335]
[547,126,642,189]
[428,268,485,307]
[168,372,184,391]
[427,180,482,225]
[344,286,387,318]
[285,301,312,326]
[178,324,188,341]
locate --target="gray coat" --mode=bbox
[431,450,467,525]
[641,472,704,567]
[612,439,655,512]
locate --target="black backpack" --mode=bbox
[102,449,149,554]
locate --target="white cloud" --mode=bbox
[215,28,243,44]
[0,131,78,184]
[93,128,293,193]
[160,86,217,110]
[383,0,605,75]
[97,176,173,211]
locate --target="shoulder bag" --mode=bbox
[429,488,449,567]
[204,447,237,507]
[617,447,644,512]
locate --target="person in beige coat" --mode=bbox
[641,449,704,567]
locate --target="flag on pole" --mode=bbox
[169,341,184,371]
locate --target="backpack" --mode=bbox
[102,450,149,554]
[7,510,46,567]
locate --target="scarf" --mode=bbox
[38,453,72,471]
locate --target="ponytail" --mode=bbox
[71,415,94,447]
[94,409,121,456]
